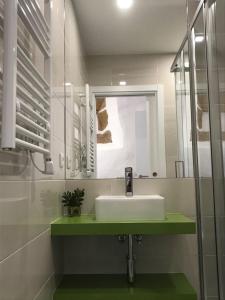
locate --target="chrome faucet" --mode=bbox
[125,167,133,196]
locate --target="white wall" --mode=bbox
[65,0,88,180]
[0,1,87,299]
[87,54,178,177]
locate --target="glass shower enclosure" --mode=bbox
[172,37,193,178]
[172,0,225,299]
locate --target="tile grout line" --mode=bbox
[0,179,66,183]
[0,178,195,183]
[0,228,50,265]
[33,272,55,300]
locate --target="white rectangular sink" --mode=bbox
[95,195,165,222]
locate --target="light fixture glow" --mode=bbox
[195,35,204,43]
[119,81,127,86]
[117,0,133,10]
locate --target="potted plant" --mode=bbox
[62,188,85,217]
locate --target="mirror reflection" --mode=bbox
[95,93,166,179]
[64,0,192,179]
[96,95,151,179]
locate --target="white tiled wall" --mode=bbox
[0,0,86,299]
[64,178,200,294]
[64,0,88,180]
[0,180,64,300]
[0,229,56,300]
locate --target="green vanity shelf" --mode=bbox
[53,274,197,300]
[51,213,196,236]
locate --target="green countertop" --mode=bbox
[51,213,196,236]
[53,274,197,300]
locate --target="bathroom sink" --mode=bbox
[95,195,165,222]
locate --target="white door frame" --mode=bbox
[90,85,166,178]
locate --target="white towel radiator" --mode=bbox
[63,84,82,177]
[1,0,51,157]
[85,84,95,177]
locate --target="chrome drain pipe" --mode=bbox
[118,234,143,284]
[127,234,135,284]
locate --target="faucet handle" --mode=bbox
[118,235,127,243]
[125,167,133,176]
[125,167,133,196]
[134,235,143,245]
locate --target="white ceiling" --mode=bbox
[72,0,187,55]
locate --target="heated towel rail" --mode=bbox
[64,84,82,177]
[85,84,95,176]
[1,0,51,156]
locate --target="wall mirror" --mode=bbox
[64,0,193,179]
[94,86,166,179]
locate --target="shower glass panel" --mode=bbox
[174,42,193,177]
[183,41,193,177]
[187,0,201,25]
[175,55,185,177]
[191,6,219,299]
[207,0,225,298]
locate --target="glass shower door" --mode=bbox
[173,1,225,298]
[190,5,220,300]
[175,55,185,177]
[175,41,193,178]
[183,41,194,177]
[208,0,225,298]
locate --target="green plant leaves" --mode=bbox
[62,188,85,208]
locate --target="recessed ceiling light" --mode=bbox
[119,81,127,86]
[117,0,133,10]
[195,35,204,43]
